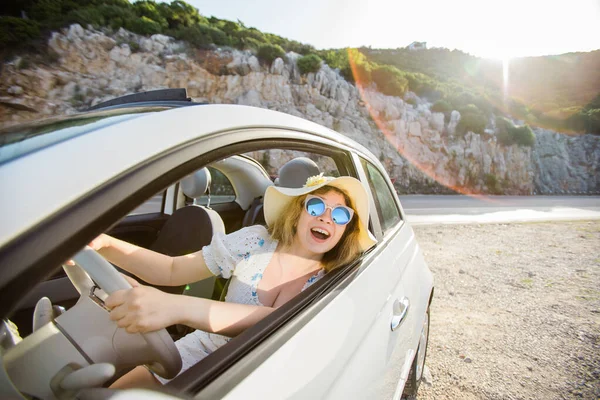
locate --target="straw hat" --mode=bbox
[264,174,377,252]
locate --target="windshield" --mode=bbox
[0,107,170,165]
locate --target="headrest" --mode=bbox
[181,168,211,199]
[277,157,320,188]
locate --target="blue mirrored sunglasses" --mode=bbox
[304,195,355,226]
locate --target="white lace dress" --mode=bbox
[153,225,325,384]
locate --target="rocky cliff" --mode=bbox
[1,25,598,195]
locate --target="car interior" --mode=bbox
[3,146,356,398]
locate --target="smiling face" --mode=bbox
[294,190,349,257]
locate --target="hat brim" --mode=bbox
[264,176,377,252]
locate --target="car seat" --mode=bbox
[147,168,225,295]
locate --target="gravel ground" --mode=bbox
[412,221,600,400]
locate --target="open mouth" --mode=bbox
[311,227,330,241]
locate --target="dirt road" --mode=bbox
[413,221,600,400]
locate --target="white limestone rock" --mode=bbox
[236,89,262,107]
[448,110,461,136]
[109,44,132,65]
[249,56,261,72]
[431,112,445,132]
[7,86,23,96]
[67,24,85,40]
[408,121,422,138]
[270,58,285,75]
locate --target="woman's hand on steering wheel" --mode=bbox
[105,283,182,334]
[88,233,110,251]
[64,234,111,266]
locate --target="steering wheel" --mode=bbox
[67,246,182,379]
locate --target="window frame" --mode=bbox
[359,157,403,234]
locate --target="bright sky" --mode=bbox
[180,0,600,58]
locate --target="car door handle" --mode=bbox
[391,297,410,331]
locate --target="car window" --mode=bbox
[246,150,339,181]
[129,191,165,215]
[198,167,236,205]
[361,159,402,233]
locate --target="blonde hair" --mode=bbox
[268,185,362,272]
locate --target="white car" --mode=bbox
[0,89,434,400]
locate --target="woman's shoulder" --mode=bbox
[229,225,271,242]
[239,224,269,236]
[224,225,274,253]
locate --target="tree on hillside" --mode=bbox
[371,65,408,97]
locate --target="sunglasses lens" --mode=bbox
[306,197,325,216]
[331,207,352,225]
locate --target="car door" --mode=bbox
[354,157,431,399]
[322,156,422,399]
[198,153,419,400]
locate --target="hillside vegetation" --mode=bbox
[1,0,315,56]
[365,47,600,135]
[1,0,598,136]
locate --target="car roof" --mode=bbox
[0,104,373,249]
[0,106,172,165]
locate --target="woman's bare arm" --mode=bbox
[177,296,276,337]
[106,286,276,337]
[95,234,214,286]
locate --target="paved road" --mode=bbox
[134,194,600,224]
[398,195,600,225]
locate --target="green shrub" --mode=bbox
[320,49,347,71]
[405,72,441,100]
[512,125,535,146]
[170,26,205,47]
[564,101,600,134]
[347,48,372,84]
[200,25,230,46]
[220,20,240,36]
[29,0,67,29]
[484,173,502,194]
[450,91,478,108]
[96,4,137,31]
[240,37,263,51]
[0,17,40,48]
[297,54,322,74]
[320,49,353,81]
[459,103,480,115]
[241,28,267,42]
[319,48,370,83]
[456,112,487,135]
[257,43,285,64]
[234,28,268,49]
[585,109,600,135]
[126,16,163,35]
[65,7,105,28]
[170,24,229,48]
[164,0,204,29]
[496,117,535,147]
[133,1,169,30]
[287,41,315,55]
[371,65,408,97]
[431,99,452,114]
[405,97,418,106]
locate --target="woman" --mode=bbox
[97,174,376,387]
